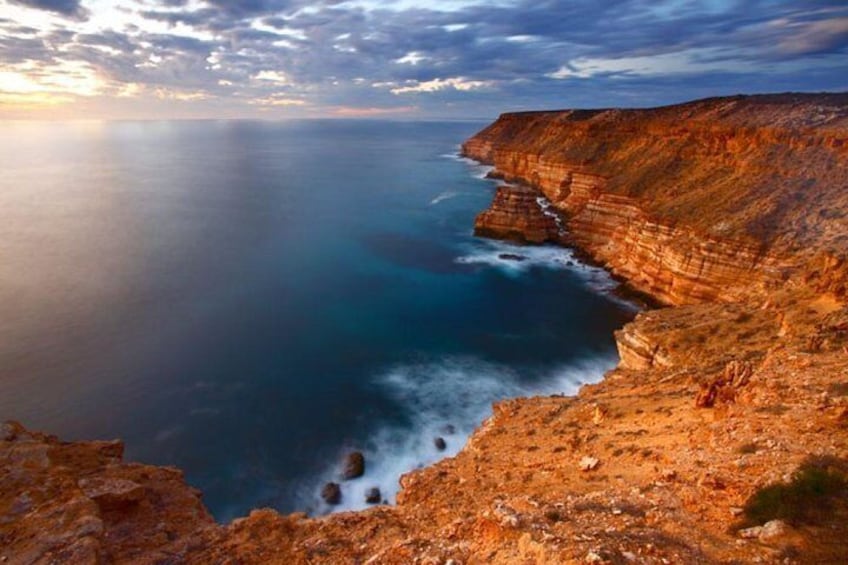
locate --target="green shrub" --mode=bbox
[741,460,848,527]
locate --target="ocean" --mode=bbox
[0,120,636,521]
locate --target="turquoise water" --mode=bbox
[0,120,635,520]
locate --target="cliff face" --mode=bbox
[4,93,848,564]
[5,291,848,564]
[464,94,848,304]
[0,422,215,563]
[473,185,565,244]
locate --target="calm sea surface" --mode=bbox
[0,120,635,520]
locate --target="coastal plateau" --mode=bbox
[3,93,848,564]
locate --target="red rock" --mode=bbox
[463,93,848,305]
[342,451,365,480]
[78,477,145,510]
[474,185,563,244]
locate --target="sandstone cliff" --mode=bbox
[4,292,847,564]
[3,94,848,564]
[464,93,848,304]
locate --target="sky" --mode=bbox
[0,0,846,119]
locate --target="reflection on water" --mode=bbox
[0,120,635,520]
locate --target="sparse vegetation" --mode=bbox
[736,442,758,455]
[755,404,790,415]
[739,458,848,528]
[828,382,848,396]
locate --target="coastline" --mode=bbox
[3,94,848,564]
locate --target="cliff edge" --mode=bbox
[3,94,848,564]
[464,93,848,304]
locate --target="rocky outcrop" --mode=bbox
[473,185,564,244]
[464,93,848,305]
[0,422,214,563]
[342,451,365,480]
[5,291,848,563]
[4,93,848,564]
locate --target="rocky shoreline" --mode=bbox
[3,93,848,563]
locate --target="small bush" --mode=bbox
[736,442,758,455]
[828,382,848,397]
[741,460,848,528]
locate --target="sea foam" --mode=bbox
[430,190,459,205]
[298,151,635,515]
[299,354,616,514]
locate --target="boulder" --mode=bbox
[2,421,26,442]
[78,477,144,511]
[579,456,600,472]
[434,437,447,451]
[321,482,341,505]
[342,451,365,480]
[759,519,790,541]
[365,487,381,504]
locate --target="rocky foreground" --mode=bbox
[3,93,848,564]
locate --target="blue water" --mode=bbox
[0,120,635,520]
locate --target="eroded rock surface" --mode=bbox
[473,185,564,244]
[464,93,848,305]
[4,93,848,564]
[0,426,214,564]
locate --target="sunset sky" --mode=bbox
[1,0,847,119]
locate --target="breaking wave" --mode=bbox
[300,354,616,514]
[454,239,635,305]
[430,190,459,205]
[441,151,495,179]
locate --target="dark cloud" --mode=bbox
[2,0,847,117]
[7,0,87,19]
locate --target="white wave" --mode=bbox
[472,165,495,179]
[536,196,566,236]
[441,151,495,180]
[456,239,577,273]
[454,240,639,310]
[430,191,459,205]
[300,355,616,514]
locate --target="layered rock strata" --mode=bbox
[3,93,848,564]
[473,185,564,244]
[4,291,847,563]
[464,93,848,305]
[0,422,215,563]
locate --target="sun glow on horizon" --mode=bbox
[0,0,846,119]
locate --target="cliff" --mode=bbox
[4,292,848,564]
[463,93,848,304]
[3,94,848,564]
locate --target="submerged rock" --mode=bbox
[342,451,365,480]
[434,437,447,451]
[498,253,527,262]
[321,482,342,505]
[365,487,381,504]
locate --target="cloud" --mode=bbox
[775,16,848,55]
[253,70,290,84]
[7,0,87,19]
[0,0,846,118]
[249,95,306,106]
[329,105,417,117]
[390,77,495,94]
[547,49,761,79]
